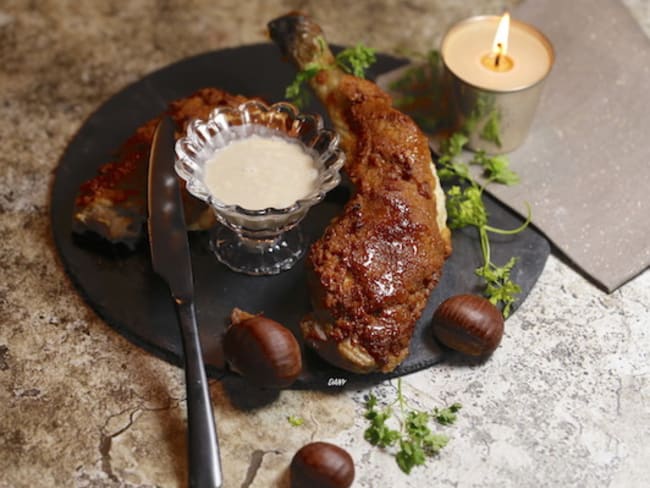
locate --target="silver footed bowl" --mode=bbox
[174,100,345,276]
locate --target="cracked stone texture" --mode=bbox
[1,0,649,487]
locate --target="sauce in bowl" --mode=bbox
[203,133,320,210]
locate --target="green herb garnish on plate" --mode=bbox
[438,133,531,317]
[285,39,376,107]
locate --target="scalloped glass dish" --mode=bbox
[175,100,345,275]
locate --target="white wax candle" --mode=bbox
[441,16,553,92]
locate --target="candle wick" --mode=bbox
[495,43,502,67]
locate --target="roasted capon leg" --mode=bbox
[269,13,452,373]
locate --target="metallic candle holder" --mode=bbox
[441,15,555,154]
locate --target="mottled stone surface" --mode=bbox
[1,1,649,487]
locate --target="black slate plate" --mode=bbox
[51,43,549,389]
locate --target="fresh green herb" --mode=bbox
[285,63,321,109]
[480,109,502,147]
[471,151,520,185]
[437,133,531,317]
[364,396,401,447]
[285,39,376,107]
[336,43,377,78]
[363,379,461,474]
[475,256,522,318]
[287,415,304,427]
[445,185,487,229]
[462,92,501,148]
[433,403,462,425]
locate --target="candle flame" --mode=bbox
[492,12,511,65]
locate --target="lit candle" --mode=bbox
[480,13,514,72]
[442,13,553,92]
[441,14,554,153]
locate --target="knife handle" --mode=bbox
[175,299,223,488]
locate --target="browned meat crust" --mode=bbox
[269,12,452,373]
[302,76,451,373]
[72,87,253,249]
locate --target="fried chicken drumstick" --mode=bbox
[269,13,452,373]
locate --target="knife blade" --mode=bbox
[147,116,223,488]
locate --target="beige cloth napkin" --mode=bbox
[380,0,650,292]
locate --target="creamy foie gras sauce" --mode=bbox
[203,134,320,210]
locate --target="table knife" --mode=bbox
[147,116,223,488]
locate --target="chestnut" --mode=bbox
[223,308,302,388]
[431,294,504,356]
[290,441,355,488]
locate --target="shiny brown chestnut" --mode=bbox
[223,308,302,388]
[431,294,504,356]
[290,441,355,488]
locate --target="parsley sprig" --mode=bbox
[363,379,462,474]
[285,39,376,107]
[285,63,321,109]
[336,43,377,77]
[438,133,530,317]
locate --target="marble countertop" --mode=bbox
[1,1,649,487]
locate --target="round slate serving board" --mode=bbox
[51,43,550,389]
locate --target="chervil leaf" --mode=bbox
[480,109,502,147]
[422,433,449,455]
[285,42,376,108]
[433,403,462,425]
[363,415,400,447]
[471,151,520,185]
[445,185,488,229]
[336,44,377,78]
[440,132,469,159]
[405,411,431,440]
[437,160,471,182]
[396,440,426,474]
[285,63,321,108]
[475,257,521,317]
[363,398,400,447]
[434,129,529,314]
